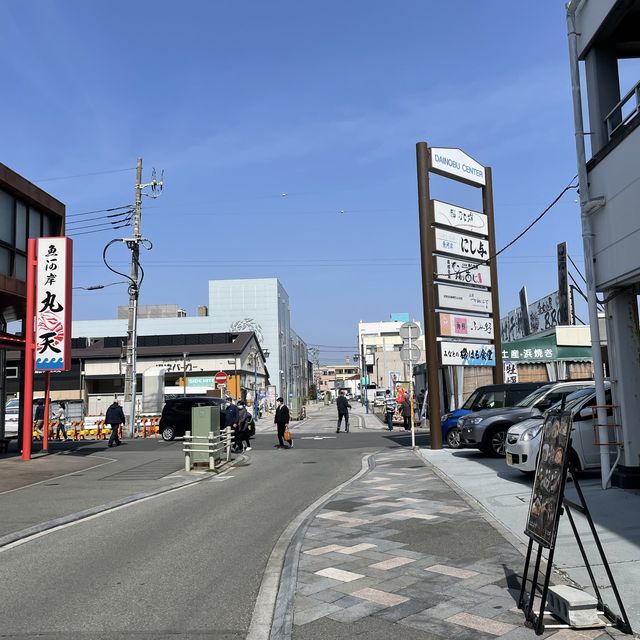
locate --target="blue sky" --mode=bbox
[2,1,601,360]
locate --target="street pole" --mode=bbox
[253,351,258,421]
[361,341,368,413]
[183,352,187,397]
[567,5,611,488]
[124,158,142,439]
[409,332,416,450]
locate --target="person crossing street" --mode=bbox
[383,390,396,431]
[274,397,292,449]
[106,399,125,447]
[336,390,351,433]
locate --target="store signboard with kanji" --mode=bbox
[434,256,492,288]
[35,237,73,371]
[437,283,492,314]
[438,312,494,340]
[433,199,489,236]
[504,361,519,383]
[433,228,489,262]
[440,341,496,366]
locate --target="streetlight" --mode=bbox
[248,348,269,420]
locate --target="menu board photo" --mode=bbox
[525,409,572,549]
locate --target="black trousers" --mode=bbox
[337,412,349,431]
[403,416,411,430]
[108,423,120,446]
[276,423,288,447]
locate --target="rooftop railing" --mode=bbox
[605,78,640,140]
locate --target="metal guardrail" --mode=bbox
[183,427,233,472]
[605,78,640,140]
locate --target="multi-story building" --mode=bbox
[568,0,640,488]
[0,163,65,440]
[317,364,360,396]
[358,318,426,391]
[73,277,310,404]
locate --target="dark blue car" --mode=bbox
[440,382,547,448]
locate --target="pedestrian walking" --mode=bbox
[106,399,126,447]
[235,400,252,452]
[336,390,352,433]
[34,399,45,439]
[401,396,412,431]
[54,403,69,441]
[383,390,396,431]
[224,395,239,441]
[274,397,292,449]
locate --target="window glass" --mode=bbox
[15,254,26,280]
[0,190,14,244]
[42,214,54,237]
[0,247,11,276]
[28,207,41,238]
[15,201,27,250]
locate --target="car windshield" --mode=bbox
[515,386,551,408]
[461,388,483,410]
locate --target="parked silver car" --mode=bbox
[458,381,594,456]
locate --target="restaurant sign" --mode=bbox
[437,284,492,314]
[35,237,73,372]
[434,256,491,288]
[440,341,496,367]
[438,312,494,340]
[433,199,488,236]
[434,227,489,262]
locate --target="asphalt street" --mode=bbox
[0,404,409,639]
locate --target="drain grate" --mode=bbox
[101,459,182,481]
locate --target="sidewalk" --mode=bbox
[0,439,201,543]
[286,448,621,639]
[420,448,640,634]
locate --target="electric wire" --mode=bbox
[567,253,587,285]
[68,221,132,237]
[433,176,579,280]
[66,205,133,219]
[66,212,132,229]
[35,167,136,183]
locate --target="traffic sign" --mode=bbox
[214,371,228,385]
[399,321,421,340]
[400,344,421,363]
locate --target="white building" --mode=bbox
[358,318,426,390]
[73,277,309,401]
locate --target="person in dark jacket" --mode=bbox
[401,396,412,431]
[224,396,239,435]
[235,401,252,453]
[34,400,45,438]
[274,397,291,449]
[106,400,126,447]
[336,390,352,433]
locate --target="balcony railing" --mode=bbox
[605,78,640,140]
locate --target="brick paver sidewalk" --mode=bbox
[287,449,616,640]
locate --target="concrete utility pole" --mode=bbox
[123,159,143,438]
[122,158,163,438]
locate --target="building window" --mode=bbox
[15,201,27,251]
[28,207,41,238]
[0,190,14,244]
[14,254,26,280]
[0,247,11,276]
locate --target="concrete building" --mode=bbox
[358,318,426,391]
[0,163,65,440]
[117,304,186,319]
[569,0,640,487]
[318,364,360,396]
[73,277,310,406]
[5,331,267,416]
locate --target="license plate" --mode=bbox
[506,453,513,465]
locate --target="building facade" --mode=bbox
[569,0,640,487]
[317,364,360,396]
[358,318,426,391]
[0,163,65,440]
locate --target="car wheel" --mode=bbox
[446,427,462,449]
[161,425,176,441]
[486,427,508,457]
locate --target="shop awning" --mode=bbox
[502,329,592,363]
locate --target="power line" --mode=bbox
[66,211,132,228]
[68,221,132,237]
[433,175,579,280]
[66,205,133,219]
[35,167,136,183]
[568,252,587,285]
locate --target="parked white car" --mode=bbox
[506,384,613,474]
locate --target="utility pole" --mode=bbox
[120,158,163,438]
[123,159,143,438]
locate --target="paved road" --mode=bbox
[1,404,406,639]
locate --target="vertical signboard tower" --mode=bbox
[416,142,502,449]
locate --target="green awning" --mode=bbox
[502,331,592,363]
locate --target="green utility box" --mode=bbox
[191,405,221,465]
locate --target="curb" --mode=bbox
[246,453,376,640]
[0,456,243,551]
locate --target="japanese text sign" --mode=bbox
[437,283,492,314]
[440,341,496,366]
[433,200,488,236]
[35,237,73,371]
[438,312,494,340]
[434,228,489,262]
[434,256,491,288]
